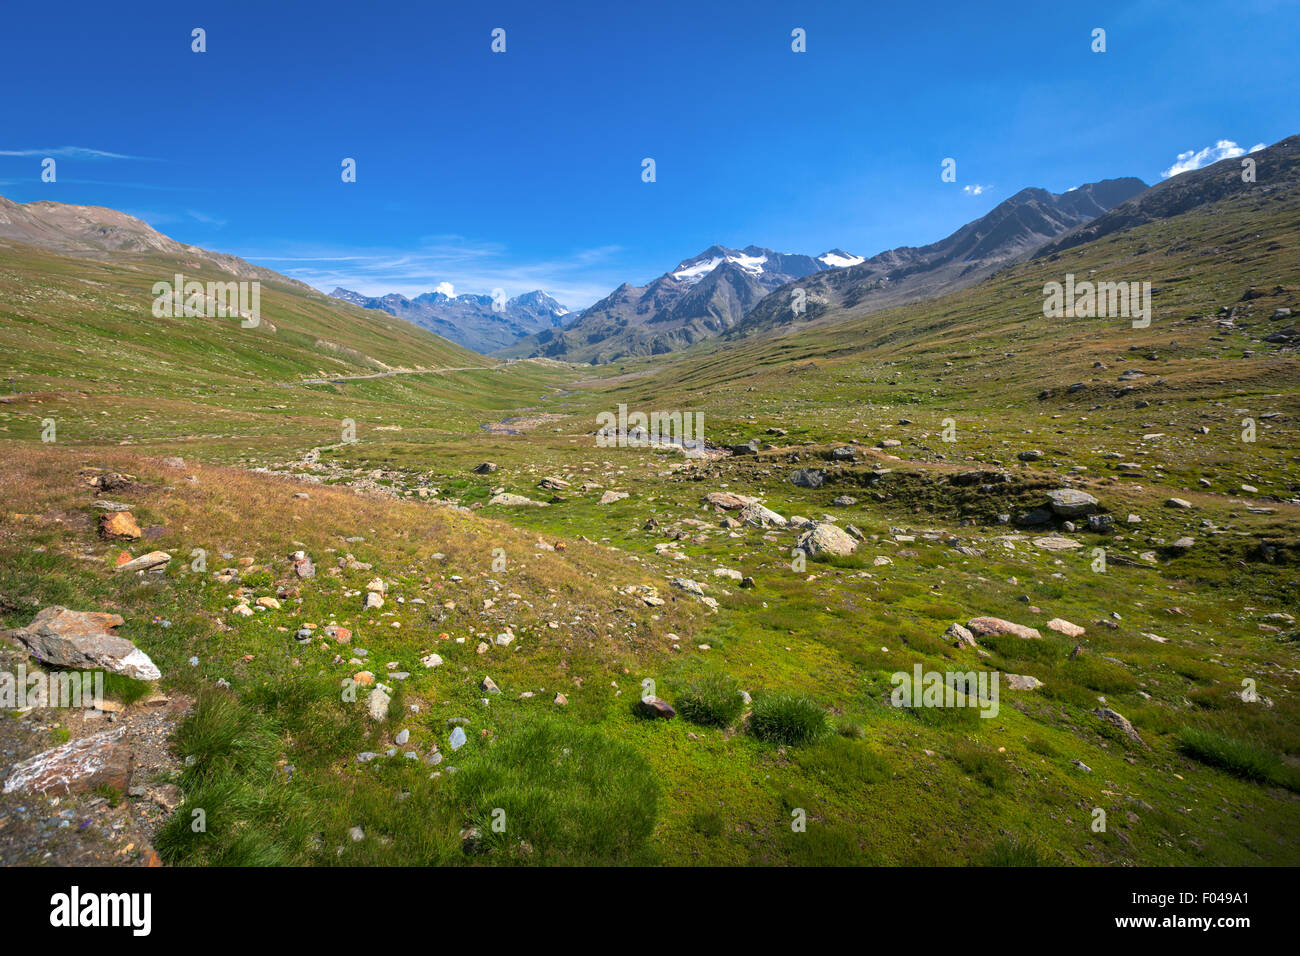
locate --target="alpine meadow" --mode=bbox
[0,1,1297,922]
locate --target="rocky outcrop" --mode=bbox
[2,728,133,796]
[9,608,161,681]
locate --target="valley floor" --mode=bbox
[2,344,1297,865]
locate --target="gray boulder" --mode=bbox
[796,523,859,558]
[10,607,161,682]
[789,469,825,489]
[1045,488,1099,518]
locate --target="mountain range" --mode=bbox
[329,287,569,353]
[731,177,1148,340]
[492,177,1146,363]
[495,245,867,363]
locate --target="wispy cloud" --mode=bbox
[962,184,991,196]
[0,146,159,161]
[1161,139,1265,179]
[247,239,626,309]
[184,209,226,227]
[125,208,228,228]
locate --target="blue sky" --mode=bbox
[2,0,1296,308]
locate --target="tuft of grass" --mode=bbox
[952,740,1012,789]
[674,672,745,727]
[101,671,154,705]
[173,688,279,780]
[834,716,866,738]
[1176,727,1299,791]
[688,808,725,838]
[442,720,660,865]
[982,835,1044,866]
[157,689,313,866]
[748,693,828,745]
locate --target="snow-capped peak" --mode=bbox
[671,246,769,283]
[818,249,865,268]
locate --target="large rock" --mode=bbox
[10,607,161,681]
[1032,536,1083,551]
[966,617,1041,640]
[3,728,133,796]
[99,512,141,540]
[1046,488,1099,518]
[945,622,977,648]
[113,551,171,574]
[739,501,787,528]
[703,491,755,510]
[1004,674,1043,691]
[1094,707,1148,748]
[789,469,825,489]
[487,493,546,507]
[796,523,859,558]
[291,551,315,578]
[1047,618,1085,638]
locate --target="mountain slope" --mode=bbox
[0,197,486,403]
[329,287,569,353]
[498,244,857,363]
[0,197,307,288]
[729,177,1147,340]
[1037,134,1300,257]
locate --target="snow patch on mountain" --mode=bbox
[818,250,865,268]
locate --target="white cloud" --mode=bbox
[434,281,455,297]
[1161,139,1259,179]
[0,146,156,160]
[962,184,991,196]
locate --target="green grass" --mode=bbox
[442,720,660,865]
[1,178,1299,867]
[982,835,1046,867]
[673,672,746,727]
[748,693,829,745]
[1176,727,1300,791]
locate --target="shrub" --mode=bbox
[748,693,828,745]
[675,672,745,727]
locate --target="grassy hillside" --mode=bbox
[1,183,1297,866]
